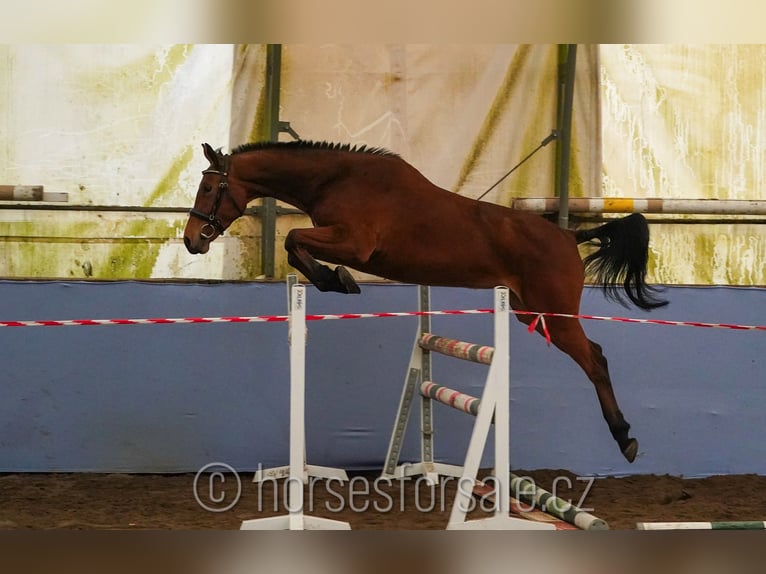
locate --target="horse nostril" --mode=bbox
[184,236,193,252]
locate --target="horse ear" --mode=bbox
[201,143,218,165]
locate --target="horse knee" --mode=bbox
[284,229,302,251]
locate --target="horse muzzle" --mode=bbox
[184,233,211,255]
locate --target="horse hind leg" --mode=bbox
[585,338,638,462]
[511,236,638,462]
[526,312,638,463]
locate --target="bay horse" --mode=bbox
[183,140,667,463]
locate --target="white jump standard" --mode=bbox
[241,276,350,530]
[383,285,554,530]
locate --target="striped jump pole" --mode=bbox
[382,287,493,482]
[420,381,481,416]
[510,197,766,215]
[382,286,553,530]
[637,521,766,530]
[416,382,609,530]
[510,474,608,530]
[0,184,68,202]
[418,333,495,365]
[0,185,44,201]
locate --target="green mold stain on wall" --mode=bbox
[693,234,716,285]
[103,234,173,279]
[513,80,557,198]
[144,145,194,208]
[231,44,270,145]
[1,144,196,279]
[100,220,182,279]
[453,45,534,195]
[249,87,268,144]
[451,46,559,204]
[28,45,196,280]
[79,45,192,101]
[100,146,194,279]
[1,213,185,279]
[248,53,269,144]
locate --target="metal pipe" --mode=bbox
[6,197,765,218]
[260,44,282,278]
[555,44,577,230]
[0,204,304,216]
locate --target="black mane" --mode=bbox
[231,140,399,158]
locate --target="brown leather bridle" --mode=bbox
[188,154,244,239]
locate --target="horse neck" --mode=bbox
[231,150,340,212]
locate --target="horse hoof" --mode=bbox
[622,438,638,463]
[337,266,361,294]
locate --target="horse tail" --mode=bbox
[575,213,668,310]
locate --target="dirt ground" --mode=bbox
[2,469,765,530]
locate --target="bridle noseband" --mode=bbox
[188,154,244,239]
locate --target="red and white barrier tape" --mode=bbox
[514,310,766,332]
[0,316,289,328]
[0,309,490,328]
[0,308,763,332]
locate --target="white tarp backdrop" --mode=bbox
[0,44,233,278]
[0,44,595,280]
[1,44,764,285]
[601,45,766,285]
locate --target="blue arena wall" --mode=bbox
[0,280,763,478]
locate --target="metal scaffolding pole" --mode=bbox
[260,44,282,279]
[555,44,577,230]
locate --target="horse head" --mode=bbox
[183,143,246,254]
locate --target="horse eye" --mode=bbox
[203,183,213,193]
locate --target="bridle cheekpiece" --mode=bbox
[188,153,243,239]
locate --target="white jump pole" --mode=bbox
[240,280,350,530]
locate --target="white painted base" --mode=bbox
[447,515,555,530]
[240,515,351,530]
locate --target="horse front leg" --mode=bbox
[284,226,368,294]
[286,247,360,294]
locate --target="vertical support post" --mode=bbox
[381,285,433,478]
[447,287,552,529]
[287,283,306,530]
[445,288,506,527]
[419,285,435,476]
[242,281,349,529]
[556,44,577,230]
[492,286,511,519]
[382,366,420,477]
[260,44,282,278]
[286,272,297,310]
